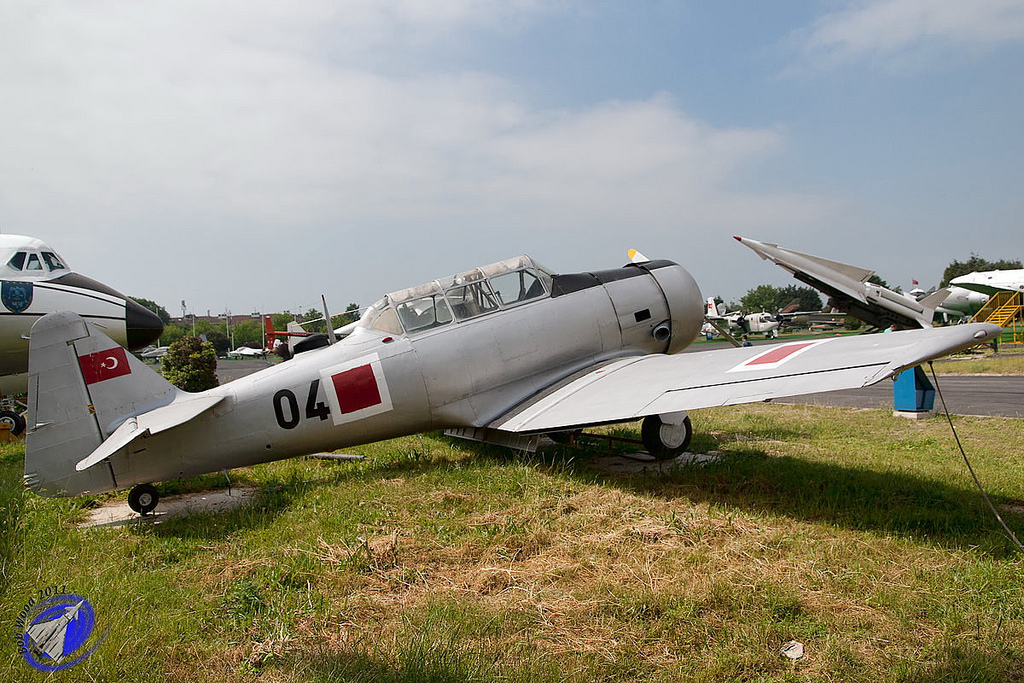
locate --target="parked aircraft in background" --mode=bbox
[24,251,998,515]
[950,269,1024,297]
[703,298,781,338]
[0,234,163,434]
[228,346,267,359]
[933,269,1024,320]
[935,287,990,319]
[734,236,951,331]
[139,346,169,361]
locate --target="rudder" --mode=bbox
[25,312,180,497]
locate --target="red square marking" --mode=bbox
[746,342,817,366]
[331,364,382,414]
[78,347,132,384]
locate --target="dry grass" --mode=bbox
[932,349,1024,375]
[3,404,1024,681]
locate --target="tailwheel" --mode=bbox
[0,410,26,437]
[127,484,160,515]
[641,414,693,460]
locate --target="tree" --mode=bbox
[131,297,171,324]
[203,329,230,355]
[232,320,263,348]
[740,285,783,313]
[339,302,361,325]
[161,337,219,392]
[941,254,1023,287]
[158,323,190,347]
[777,285,823,312]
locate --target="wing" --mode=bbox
[491,323,999,433]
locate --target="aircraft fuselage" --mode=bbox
[29,259,704,497]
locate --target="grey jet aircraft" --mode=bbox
[0,234,164,434]
[24,252,999,514]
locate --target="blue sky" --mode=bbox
[1,0,1022,316]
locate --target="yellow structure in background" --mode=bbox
[971,291,1023,345]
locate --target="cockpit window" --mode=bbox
[489,269,547,307]
[25,253,42,271]
[446,280,499,320]
[42,252,66,271]
[396,295,453,333]
[370,306,403,335]
[7,252,26,271]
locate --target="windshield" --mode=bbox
[357,255,553,336]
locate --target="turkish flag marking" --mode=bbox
[79,347,132,385]
[745,342,818,366]
[331,364,382,414]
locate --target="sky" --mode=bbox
[2,0,1022,318]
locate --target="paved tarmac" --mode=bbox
[778,374,1023,418]
[215,355,1022,418]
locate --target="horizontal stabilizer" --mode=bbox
[75,395,224,471]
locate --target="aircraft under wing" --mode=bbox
[492,323,999,433]
[75,395,224,472]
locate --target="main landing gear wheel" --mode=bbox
[641,414,693,460]
[0,410,26,437]
[127,484,159,515]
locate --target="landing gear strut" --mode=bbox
[641,413,693,460]
[127,484,159,515]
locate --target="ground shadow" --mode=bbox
[450,430,1024,556]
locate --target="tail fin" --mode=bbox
[25,312,180,496]
[705,297,721,317]
[919,287,952,319]
[286,321,306,355]
[264,315,276,350]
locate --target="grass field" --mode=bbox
[932,351,1024,375]
[2,403,1023,681]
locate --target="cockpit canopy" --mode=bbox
[359,255,554,336]
[0,235,70,278]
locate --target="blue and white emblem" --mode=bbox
[2,280,33,313]
[19,592,106,671]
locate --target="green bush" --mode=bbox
[161,336,219,392]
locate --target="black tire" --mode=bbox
[641,414,693,460]
[0,410,25,437]
[127,484,159,515]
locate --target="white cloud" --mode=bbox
[797,0,1024,67]
[0,1,834,311]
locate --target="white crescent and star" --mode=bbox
[100,356,118,370]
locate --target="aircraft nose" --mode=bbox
[125,299,164,350]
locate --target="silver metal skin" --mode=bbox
[25,256,703,497]
[24,253,1000,503]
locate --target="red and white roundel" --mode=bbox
[727,339,831,373]
[320,353,393,425]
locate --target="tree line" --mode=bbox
[132,252,1020,352]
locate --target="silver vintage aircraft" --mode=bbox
[0,235,164,433]
[25,253,999,514]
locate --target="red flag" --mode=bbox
[912,279,919,285]
[79,347,132,385]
